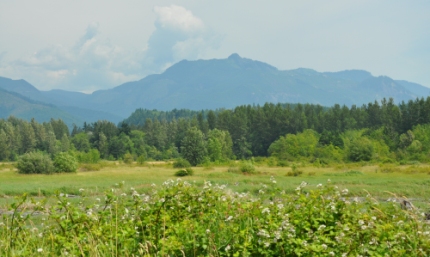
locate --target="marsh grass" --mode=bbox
[1,162,430,200]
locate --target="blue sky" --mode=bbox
[0,1,429,92]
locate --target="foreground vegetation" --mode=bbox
[1,172,430,256]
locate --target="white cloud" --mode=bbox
[0,5,220,92]
[144,5,220,74]
[154,5,204,33]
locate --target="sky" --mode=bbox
[0,1,429,93]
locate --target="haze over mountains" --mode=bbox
[0,54,429,127]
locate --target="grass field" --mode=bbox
[2,161,430,209]
[2,161,430,256]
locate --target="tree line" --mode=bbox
[1,97,430,165]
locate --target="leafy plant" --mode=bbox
[16,151,55,174]
[53,152,78,173]
[174,168,194,176]
[172,158,191,168]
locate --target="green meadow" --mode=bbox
[2,161,430,205]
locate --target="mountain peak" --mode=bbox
[228,53,242,60]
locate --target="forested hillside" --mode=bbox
[2,97,430,165]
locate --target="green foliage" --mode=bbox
[53,152,78,173]
[136,155,146,165]
[240,161,256,173]
[172,158,191,168]
[286,164,303,176]
[76,149,100,163]
[2,179,429,256]
[180,127,207,166]
[268,129,319,160]
[71,132,91,152]
[16,151,55,174]
[174,168,194,176]
[123,153,134,164]
[347,137,374,162]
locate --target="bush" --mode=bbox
[136,155,146,165]
[240,162,256,174]
[76,149,100,163]
[16,151,55,174]
[123,153,134,164]
[173,158,191,168]
[277,159,289,167]
[53,152,78,173]
[174,168,194,177]
[286,164,303,176]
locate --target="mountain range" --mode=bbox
[0,53,429,127]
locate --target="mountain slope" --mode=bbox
[0,77,122,124]
[83,54,428,116]
[0,88,81,126]
[1,54,429,120]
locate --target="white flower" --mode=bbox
[317,183,322,188]
[329,251,335,256]
[322,244,327,250]
[79,188,84,192]
[225,216,233,221]
[318,225,326,231]
[206,229,210,234]
[37,248,43,252]
[159,198,165,203]
[358,220,365,226]
[225,245,231,251]
[262,208,270,214]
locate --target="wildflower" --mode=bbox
[277,203,284,209]
[262,208,270,214]
[341,189,349,195]
[358,220,365,226]
[322,244,327,250]
[317,183,322,188]
[225,216,233,221]
[318,225,326,231]
[225,245,231,251]
[329,252,335,256]
[79,188,84,192]
[264,242,270,248]
[159,198,165,203]
[206,229,210,234]
[37,248,43,253]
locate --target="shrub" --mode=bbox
[174,168,194,177]
[53,152,78,173]
[136,155,145,165]
[76,149,100,163]
[123,153,134,164]
[16,151,55,174]
[173,158,191,168]
[277,159,289,167]
[286,164,303,176]
[240,162,256,174]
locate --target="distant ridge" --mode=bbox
[1,54,429,124]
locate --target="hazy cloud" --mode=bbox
[144,5,220,73]
[0,5,219,92]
